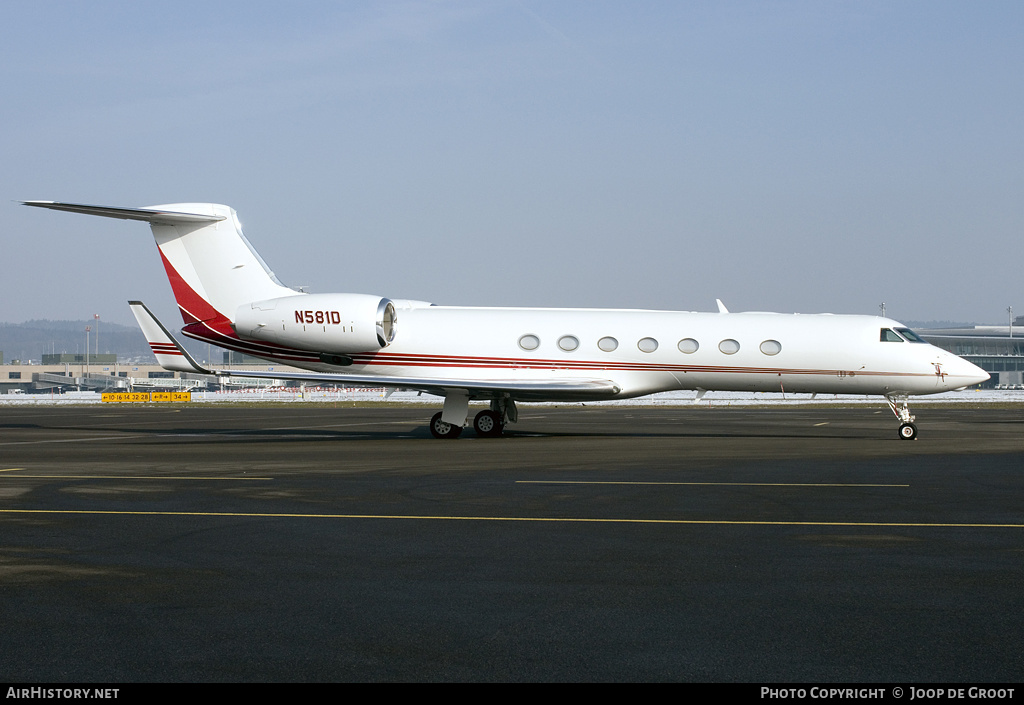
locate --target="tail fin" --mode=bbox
[23,201,298,325]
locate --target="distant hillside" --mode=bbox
[0,319,210,364]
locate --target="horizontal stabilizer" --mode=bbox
[129,301,212,374]
[22,201,225,224]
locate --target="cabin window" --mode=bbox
[558,335,579,352]
[677,338,699,354]
[759,340,782,356]
[598,336,618,352]
[638,337,659,353]
[719,339,740,355]
[895,327,927,343]
[880,328,904,343]
[518,334,540,351]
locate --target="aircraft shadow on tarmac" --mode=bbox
[48,422,878,443]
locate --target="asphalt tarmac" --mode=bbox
[1,403,1023,682]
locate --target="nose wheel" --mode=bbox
[887,395,918,441]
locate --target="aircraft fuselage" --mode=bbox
[192,302,982,399]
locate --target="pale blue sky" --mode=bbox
[3,1,1022,326]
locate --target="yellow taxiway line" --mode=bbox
[0,508,1021,529]
[0,475,271,480]
[516,480,908,487]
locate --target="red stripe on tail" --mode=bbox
[158,248,228,326]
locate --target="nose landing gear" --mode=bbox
[898,422,918,440]
[886,395,918,440]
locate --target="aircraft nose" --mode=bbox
[951,357,989,387]
[968,363,990,386]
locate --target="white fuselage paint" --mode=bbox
[268,305,983,399]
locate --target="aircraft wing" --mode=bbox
[189,368,620,401]
[129,301,620,401]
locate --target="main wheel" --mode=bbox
[429,411,463,439]
[898,422,918,440]
[473,410,504,437]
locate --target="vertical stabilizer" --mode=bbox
[22,201,301,325]
[146,203,299,324]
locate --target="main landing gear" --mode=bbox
[429,411,463,439]
[472,410,504,437]
[429,394,516,439]
[886,394,918,441]
[428,409,507,439]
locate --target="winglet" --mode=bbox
[129,301,213,374]
[716,299,729,314]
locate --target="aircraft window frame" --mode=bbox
[895,327,928,343]
[677,338,699,354]
[558,335,580,352]
[598,336,618,352]
[719,339,740,355]
[638,337,659,353]
[880,328,904,343]
[518,334,541,351]
[759,340,782,356]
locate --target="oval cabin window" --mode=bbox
[719,339,740,355]
[598,336,618,352]
[558,335,579,352]
[638,337,659,353]
[518,334,540,351]
[677,338,699,354]
[759,340,782,356]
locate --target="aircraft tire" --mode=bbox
[473,410,504,437]
[898,422,918,441]
[429,411,463,439]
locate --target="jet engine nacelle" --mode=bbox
[234,293,397,353]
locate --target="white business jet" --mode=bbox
[24,201,988,440]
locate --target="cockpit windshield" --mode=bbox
[880,328,904,342]
[895,327,928,343]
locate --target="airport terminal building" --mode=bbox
[919,323,1024,388]
[0,355,307,395]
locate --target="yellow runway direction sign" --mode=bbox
[102,392,191,403]
[151,392,192,402]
